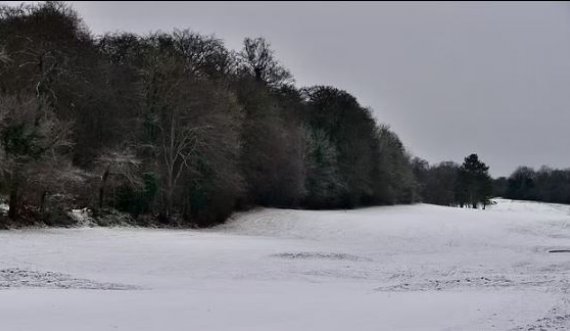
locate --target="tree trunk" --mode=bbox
[8,187,19,220]
[99,167,110,210]
[98,186,105,210]
[165,183,173,220]
[39,191,48,215]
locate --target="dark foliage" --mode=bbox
[0,2,420,227]
[414,154,493,209]
[503,166,570,204]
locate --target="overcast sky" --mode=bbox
[5,1,570,176]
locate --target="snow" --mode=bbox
[68,208,95,226]
[0,199,569,330]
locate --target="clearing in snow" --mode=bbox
[0,198,569,330]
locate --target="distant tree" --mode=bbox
[415,160,460,206]
[535,167,570,203]
[411,157,429,191]
[505,166,536,201]
[456,154,493,209]
[492,176,508,198]
[503,166,570,204]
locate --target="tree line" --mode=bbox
[493,166,570,204]
[0,2,418,227]
[412,154,494,209]
[412,155,570,208]
[2,2,558,228]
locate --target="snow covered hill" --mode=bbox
[0,199,569,330]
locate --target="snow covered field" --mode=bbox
[0,199,569,330]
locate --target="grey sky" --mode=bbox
[5,1,570,176]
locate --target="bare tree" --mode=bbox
[142,52,242,221]
[240,37,293,87]
[170,29,233,78]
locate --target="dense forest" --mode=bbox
[0,2,421,227]
[0,2,562,228]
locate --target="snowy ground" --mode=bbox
[0,199,569,330]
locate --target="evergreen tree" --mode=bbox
[456,154,493,209]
